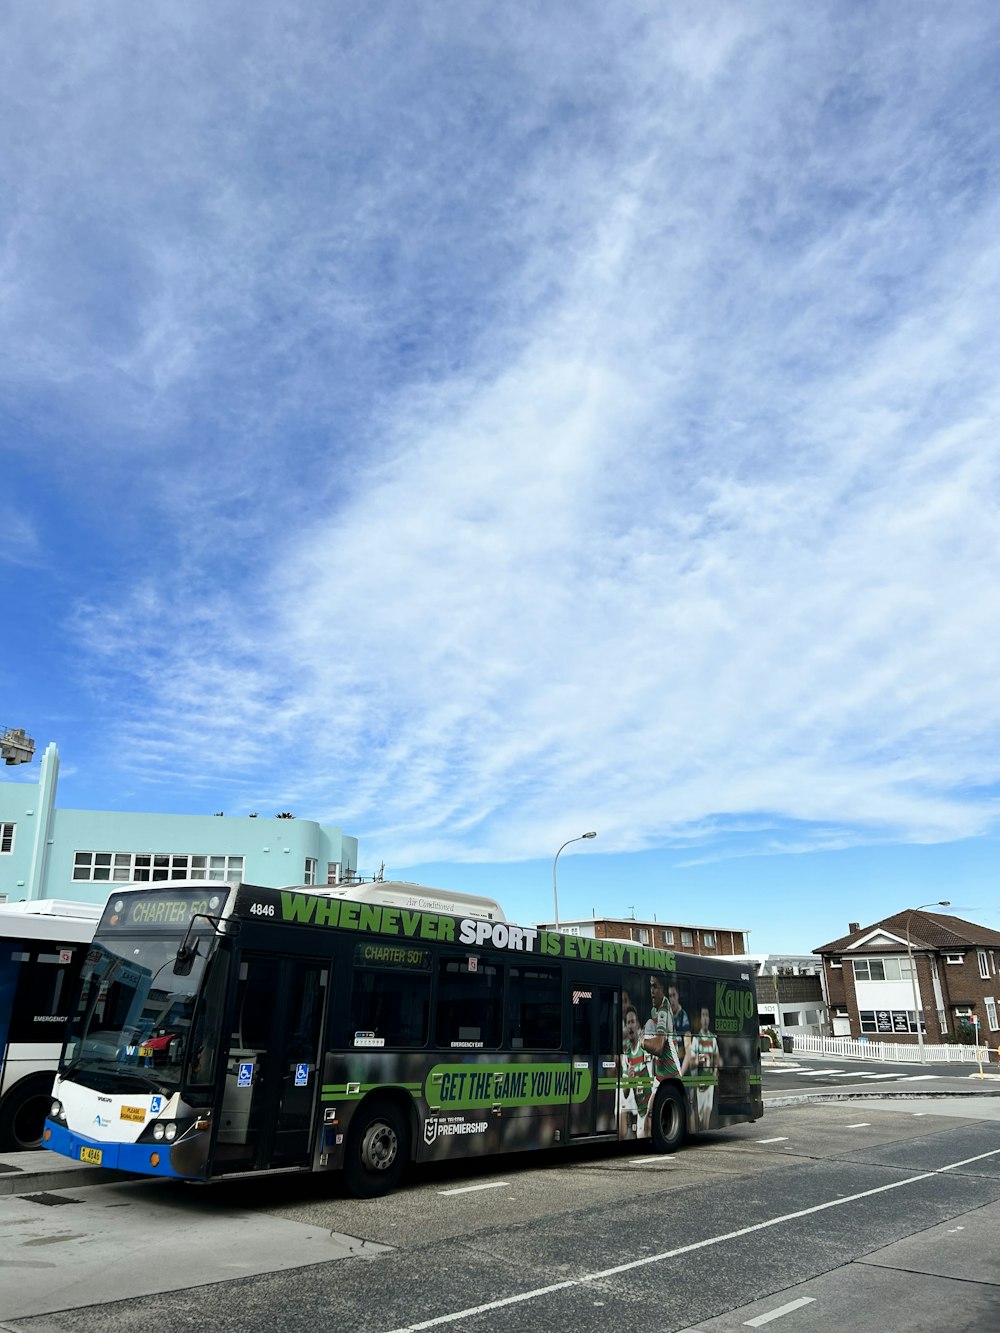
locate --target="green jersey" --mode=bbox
[623,1039,652,1112]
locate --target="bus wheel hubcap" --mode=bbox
[361,1123,397,1171]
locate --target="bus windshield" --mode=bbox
[62,932,215,1093]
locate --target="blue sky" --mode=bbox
[2,3,999,953]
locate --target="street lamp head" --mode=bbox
[582,831,597,839]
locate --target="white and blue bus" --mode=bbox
[0,899,102,1150]
[44,881,762,1194]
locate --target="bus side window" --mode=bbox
[6,945,79,1043]
[508,966,561,1050]
[434,957,502,1049]
[349,969,430,1047]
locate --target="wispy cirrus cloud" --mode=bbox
[5,3,999,873]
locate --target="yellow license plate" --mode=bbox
[80,1146,103,1165]
[138,1046,154,1058]
[120,1105,145,1123]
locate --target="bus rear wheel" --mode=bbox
[650,1082,686,1154]
[343,1099,409,1198]
[0,1076,53,1152]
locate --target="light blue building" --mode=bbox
[0,744,358,907]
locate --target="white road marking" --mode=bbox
[756,1137,789,1144]
[744,1296,816,1326]
[384,1145,1000,1333]
[794,1069,842,1076]
[846,1123,871,1129]
[627,1157,678,1167]
[898,1074,939,1081]
[438,1181,509,1196]
[859,1073,898,1080]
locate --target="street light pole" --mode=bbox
[551,832,597,930]
[905,900,950,1063]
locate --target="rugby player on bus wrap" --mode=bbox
[618,1005,652,1138]
[643,972,692,1087]
[688,1005,721,1130]
[667,981,692,1063]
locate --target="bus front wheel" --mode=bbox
[650,1083,686,1155]
[343,1099,410,1198]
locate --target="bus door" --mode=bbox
[569,981,619,1137]
[218,954,327,1171]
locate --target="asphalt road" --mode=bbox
[761,1047,1000,1096]
[2,1093,999,1333]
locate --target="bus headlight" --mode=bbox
[49,1100,65,1123]
[152,1122,165,1141]
[164,1122,178,1142]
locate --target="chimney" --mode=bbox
[849,922,860,933]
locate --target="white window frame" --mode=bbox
[72,850,244,883]
[979,950,990,980]
[326,862,342,885]
[852,956,915,982]
[829,956,842,969]
[662,928,674,945]
[703,931,716,949]
[681,930,693,948]
[304,857,318,885]
[0,822,14,854]
[637,927,649,945]
[985,998,999,1032]
[944,953,964,965]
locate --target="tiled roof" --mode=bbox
[815,910,1000,954]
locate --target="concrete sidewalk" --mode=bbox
[0,1147,137,1196]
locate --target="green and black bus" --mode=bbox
[44,880,762,1195]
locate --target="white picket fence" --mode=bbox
[789,1033,993,1065]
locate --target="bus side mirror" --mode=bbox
[173,939,200,976]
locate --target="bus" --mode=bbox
[0,899,102,1150]
[43,881,762,1195]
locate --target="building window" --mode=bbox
[72,851,244,883]
[0,822,14,854]
[681,930,693,948]
[859,1009,920,1035]
[637,927,649,945]
[944,953,964,965]
[986,998,999,1032]
[852,957,915,982]
[662,928,674,945]
[829,956,842,968]
[979,950,990,980]
[326,862,342,885]
[304,858,317,885]
[703,932,716,949]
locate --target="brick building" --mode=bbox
[815,911,1000,1043]
[534,914,748,957]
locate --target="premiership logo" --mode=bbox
[424,1116,488,1145]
